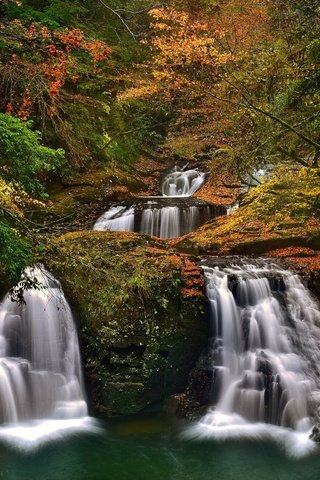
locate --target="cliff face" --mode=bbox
[43,231,207,416]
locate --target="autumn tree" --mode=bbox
[123,0,320,177]
[0,8,112,165]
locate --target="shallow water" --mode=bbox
[1,413,320,480]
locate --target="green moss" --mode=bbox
[47,165,149,221]
[102,383,146,416]
[42,231,207,416]
[175,167,320,255]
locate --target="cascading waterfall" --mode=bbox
[94,205,135,232]
[94,200,223,239]
[186,259,320,456]
[0,266,98,449]
[139,203,213,239]
[94,164,225,239]
[140,204,181,239]
[161,167,206,197]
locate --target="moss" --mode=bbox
[42,231,207,416]
[47,166,147,219]
[101,382,146,416]
[46,157,168,226]
[175,167,320,255]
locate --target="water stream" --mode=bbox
[1,166,320,476]
[94,198,224,239]
[94,165,224,239]
[0,266,98,450]
[161,166,206,197]
[186,259,320,457]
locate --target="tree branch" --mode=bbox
[97,0,139,39]
[97,1,165,39]
[276,146,310,167]
[203,88,320,163]
[242,95,320,151]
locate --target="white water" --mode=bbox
[0,266,98,449]
[94,205,134,232]
[93,165,220,238]
[94,202,218,239]
[161,167,206,197]
[140,204,204,239]
[226,202,239,215]
[141,205,180,239]
[185,261,320,457]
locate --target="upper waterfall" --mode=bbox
[161,167,206,197]
[93,164,223,239]
[93,199,224,239]
[186,259,320,456]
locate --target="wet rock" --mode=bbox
[309,425,320,442]
[165,393,205,420]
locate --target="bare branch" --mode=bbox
[97,1,165,39]
[242,95,320,151]
[97,0,138,39]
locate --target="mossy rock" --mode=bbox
[46,166,147,222]
[42,231,207,417]
[175,167,320,255]
[45,159,169,230]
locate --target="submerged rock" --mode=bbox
[43,231,207,417]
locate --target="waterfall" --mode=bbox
[140,204,208,239]
[140,205,180,239]
[226,202,239,215]
[186,259,320,456]
[93,197,226,239]
[161,167,206,197]
[0,266,98,449]
[94,205,135,232]
[93,164,217,238]
[94,200,224,239]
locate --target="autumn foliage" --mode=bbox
[121,0,319,174]
[0,20,111,121]
[123,2,269,101]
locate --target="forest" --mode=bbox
[0,0,319,278]
[0,1,320,479]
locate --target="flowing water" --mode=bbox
[0,266,98,450]
[186,259,320,457]
[94,205,135,232]
[1,259,319,477]
[94,198,225,239]
[1,167,320,476]
[93,165,225,239]
[161,166,206,197]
